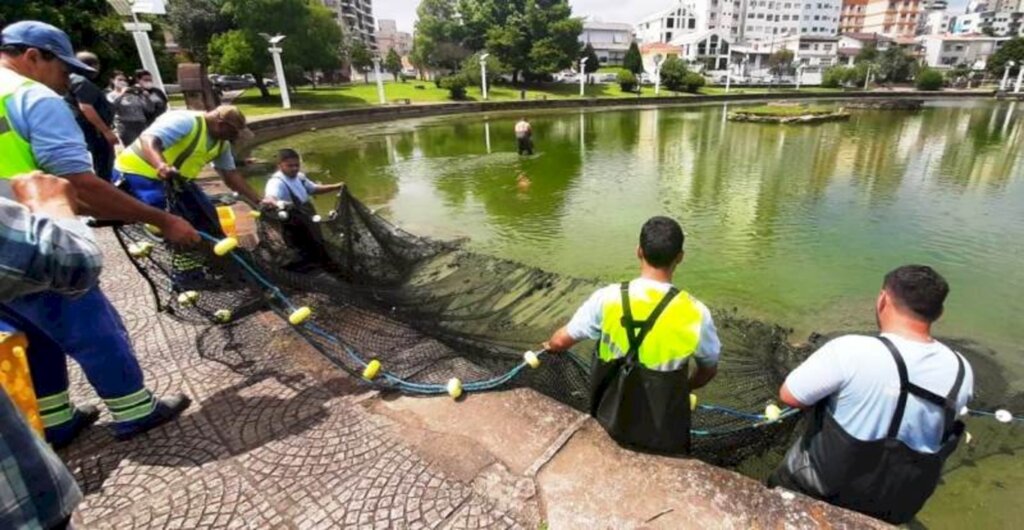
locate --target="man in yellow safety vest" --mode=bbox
[1,20,194,448]
[543,216,721,453]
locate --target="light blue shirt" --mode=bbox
[566,278,721,367]
[2,68,93,180]
[143,110,235,171]
[785,333,974,453]
[264,171,317,204]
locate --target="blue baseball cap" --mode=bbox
[1,20,96,75]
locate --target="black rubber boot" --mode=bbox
[47,404,101,450]
[112,393,192,441]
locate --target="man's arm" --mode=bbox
[312,183,344,195]
[218,169,263,206]
[777,338,850,409]
[690,365,717,391]
[691,304,721,390]
[544,326,579,352]
[0,173,103,301]
[77,102,118,146]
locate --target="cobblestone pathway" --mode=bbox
[61,230,524,529]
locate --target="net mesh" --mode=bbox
[112,188,1021,471]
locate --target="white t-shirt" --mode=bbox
[566,277,721,367]
[264,171,317,204]
[785,333,974,453]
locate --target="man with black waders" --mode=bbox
[769,265,974,524]
[543,216,720,454]
[264,148,344,271]
[514,117,533,155]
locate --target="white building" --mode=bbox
[321,0,377,51]
[376,19,412,57]
[952,10,1024,36]
[635,0,842,47]
[580,21,635,65]
[918,33,1010,69]
[674,30,734,70]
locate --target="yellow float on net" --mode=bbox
[523,350,541,369]
[288,306,312,325]
[144,223,162,236]
[362,359,381,380]
[213,309,232,323]
[764,403,783,422]
[128,241,153,258]
[446,378,463,399]
[690,393,698,411]
[177,291,199,306]
[214,237,239,256]
[249,210,262,219]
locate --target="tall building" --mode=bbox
[321,0,377,51]
[840,0,868,33]
[952,10,1024,36]
[376,19,412,57]
[635,0,842,46]
[862,0,923,39]
[580,21,635,65]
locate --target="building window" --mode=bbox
[667,18,675,28]
[666,31,673,40]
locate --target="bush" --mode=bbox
[683,71,705,93]
[617,69,637,92]
[822,66,849,88]
[440,74,470,100]
[659,56,688,93]
[916,68,944,91]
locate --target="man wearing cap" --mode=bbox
[1,20,195,448]
[65,51,118,181]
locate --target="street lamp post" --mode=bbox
[108,0,166,92]
[725,57,732,94]
[1000,60,1016,91]
[796,64,805,90]
[372,57,386,105]
[1015,66,1024,94]
[579,57,589,97]
[653,54,663,96]
[260,33,290,110]
[864,63,872,91]
[480,53,490,100]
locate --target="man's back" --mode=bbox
[785,333,974,453]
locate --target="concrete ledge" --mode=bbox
[241,90,994,151]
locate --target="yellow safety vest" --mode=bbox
[0,68,40,178]
[115,112,225,180]
[598,281,702,371]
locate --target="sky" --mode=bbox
[374,0,973,34]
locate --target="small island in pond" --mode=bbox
[729,104,850,124]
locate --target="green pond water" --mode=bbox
[255,99,1024,528]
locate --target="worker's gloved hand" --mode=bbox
[10,171,79,219]
[156,162,182,181]
[159,214,200,246]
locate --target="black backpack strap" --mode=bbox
[619,281,681,358]
[879,336,967,442]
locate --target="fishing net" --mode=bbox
[112,187,1021,472]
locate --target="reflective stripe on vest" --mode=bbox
[0,68,40,178]
[114,113,225,180]
[598,282,702,371]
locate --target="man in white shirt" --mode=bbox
[543,216,720,453]
[514,117,533,155]
[264,148,343,270]
[771,265,973,524]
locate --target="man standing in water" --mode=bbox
[514,117,533,155]
[770,265,974,524]
[543,216,720,454]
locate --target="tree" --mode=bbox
[412,0,470,75]
[822,65,851,88]
[385,48,403,82]
[460,51,509,85]
[349,41,374,83]
[768,48,794,79]
[582,42,600,81]
[659,56,688,93]
[485,0,583,82]
[292,2,344,84]
[166,0,231,66]
[876,46,914,84]
[209,30,259,77]
[856,43,879,64]
[988,37,1024,76]
[623,41,643,75]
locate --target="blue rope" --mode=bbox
[190,231,1019,436]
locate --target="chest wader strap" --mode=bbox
[878,336,967,444]
[618,281,680,363]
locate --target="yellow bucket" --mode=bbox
[0,331,43,436]
[217,205,238,238]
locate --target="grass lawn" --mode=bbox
[231,81,693,116]
[733,104,838,116]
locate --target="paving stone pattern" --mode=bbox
[61,230,524,529]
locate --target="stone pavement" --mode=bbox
[59,229,886,529]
